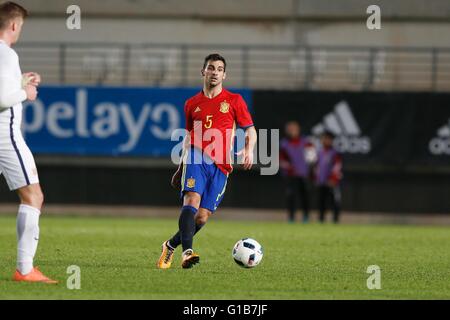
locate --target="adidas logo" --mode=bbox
[429,119,450,155]
[194,106,201,113]
[311,101,371,154]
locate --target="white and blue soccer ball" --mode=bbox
[232,238,264,268]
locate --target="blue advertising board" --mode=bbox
[22,87,252,157]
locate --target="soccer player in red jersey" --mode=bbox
[157,53,257,269]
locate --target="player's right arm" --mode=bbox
[0,50,36,110]
[171,101,192,189]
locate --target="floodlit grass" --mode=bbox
[0,216,449,299]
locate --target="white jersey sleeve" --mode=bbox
[0,45,27,111]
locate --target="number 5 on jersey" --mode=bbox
[205,115,213,129]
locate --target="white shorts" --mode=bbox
[0,128,39,191]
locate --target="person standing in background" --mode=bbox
[316,131,343,224]
[280,121,315,223]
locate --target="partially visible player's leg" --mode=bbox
[15,183,43,275]
[318,186,327,223]
[14,183,57,284]
[157,149,206,269]
[168,208,211,249]
[158,208,212,269]
[160,209,211,268]
[157,191,202,269]
[0,137,56,283]
[194,208,212,227]
[180,163,225,269]
[17,182,44,209]
[284,177,296,223]
[298,178,310,223]
[179,191,200,251]
[331,186,341,224]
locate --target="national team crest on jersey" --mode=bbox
[187,177,196,188]
[220,101,230,113]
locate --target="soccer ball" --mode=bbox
[232,238,263,268]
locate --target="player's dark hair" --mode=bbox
[322,130,336,139]
[0,1,28,31]
[203,53,227,71]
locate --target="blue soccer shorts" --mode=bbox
[180,147,228,212]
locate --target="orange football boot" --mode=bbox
[13,267,58,284]
[181,249,200,269]
[157,240,175,269]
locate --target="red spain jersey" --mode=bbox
[184,88,254,175]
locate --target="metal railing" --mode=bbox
[15,42,450,91]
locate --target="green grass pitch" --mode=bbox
[0,215,449,299]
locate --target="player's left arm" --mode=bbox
[235,95,257,170]
[241,126,257,170]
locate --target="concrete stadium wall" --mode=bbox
[18,18,450,48]
[14,0,450,20]
[9,0,449,47]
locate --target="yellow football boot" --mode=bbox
[157,241,175,269]
[181,249,200,269]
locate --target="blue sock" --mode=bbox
[178,206,198,251]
